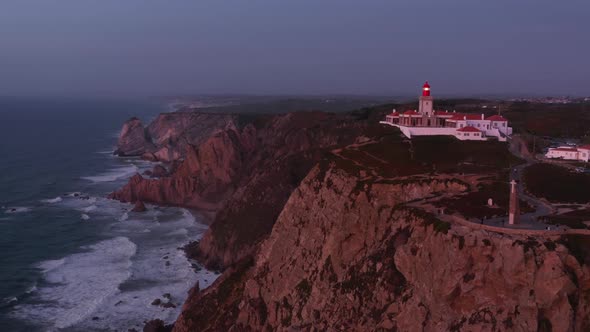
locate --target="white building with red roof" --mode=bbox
[545,145,590,162]
[381,82,513,141]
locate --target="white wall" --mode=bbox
[546,149,579,160]
[404,127,457,137]
[579,149,590,162]
[456,131,486,141]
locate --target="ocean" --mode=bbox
[0,98,217,331]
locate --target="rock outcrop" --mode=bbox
[111,107,590,331]
[111,109,382,267]
[173,159,590,332]
[114,117,155,156]
[131,201,147,212]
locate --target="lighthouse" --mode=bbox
[508,180,520,225]
[418,81,434,116]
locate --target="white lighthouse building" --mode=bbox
[381,82,513,141]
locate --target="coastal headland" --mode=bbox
[111,102,590,331]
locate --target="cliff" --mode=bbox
[173,151,590,332]
[110,108,385,267]
[114,117,155,156]
[111,108,590,331]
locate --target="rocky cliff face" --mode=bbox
[173,154,590,332]
[114,117,155,156]
[110,109,382,267]
[110,119,251,217]
[113,108,590,331]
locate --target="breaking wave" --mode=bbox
[11,237,137,330]
[40,197,62,204]
[81,165,139,183]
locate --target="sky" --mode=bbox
[1,0,589,98]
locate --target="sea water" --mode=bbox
[0,98,217,331]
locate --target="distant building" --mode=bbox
[381,82,513,141]
[545,145,590,162]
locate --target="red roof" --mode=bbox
[388,112,400,117]
[457,126,481,132]
[422,81,431,96]
[403,110,420,116]
[551,148,578,152]
[434,110,453,117]
[578,145,590,150]
[448,113,483,121]
[486,115,508,122]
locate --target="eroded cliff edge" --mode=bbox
[111,109,590,331]
[110,109,384,269]
[173,153,590,331]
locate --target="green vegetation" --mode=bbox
[295,279,312,302]
[558,235,590,266]
[400,206,451,234]
[546,209,590,229]
[280,297,294,327]
[505,101,590,138]
[512,238,540,254]
[523,164,590,203]
[544,241,557,251]
[335,131,530,221]
[537,317,553,332]
[434,172,533,220]
[332,134,522,179]
[216,258,254,303]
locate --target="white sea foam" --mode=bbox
[2,297,18,305]
[4,206,32,214]
[38,258,66,272]
[166,228,188,236]
[81,165,139,183]
[119,212,129,222]
[81,214,90,221]
[25,284,37,294]
[12,237,137,330]
[81,205,97,213]
[14,204,217,331]
[40,196,63,204]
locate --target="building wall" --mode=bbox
[402,126,457,137]
[579,149,590,162]
[545,149,580,160]
[456,131,486,141]
[419,96,433,116]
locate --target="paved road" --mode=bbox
[481,136,556,230]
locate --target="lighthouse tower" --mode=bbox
[418,81,434,116]
[508,180,520,225]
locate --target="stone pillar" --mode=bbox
[508,180,520,225]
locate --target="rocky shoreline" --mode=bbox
[111,108,590,331]
[110,109,384,330]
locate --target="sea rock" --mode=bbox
[131,201,147,212]
[150,299,161,306]
[181,241,200,260]
[143,319,173,332]
[114,117,155,156]
[150,165,169,178]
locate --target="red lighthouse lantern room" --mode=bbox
[422,81,431,96]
